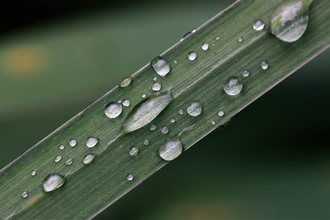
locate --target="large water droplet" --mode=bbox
[83,154,96,165]
[223,77,243,96]
[86,137,99,148]
[253,19,265,31]
[186,102,202,117]
[119,76,132,88]
[21,191,28,198]
[151,56,171,77]
[260,60,269,70]
[152,82,162,91]
[201,42,209,51]
[270,0,312,42]
[158,138,183,161]
[188,52,197,61]
[104,103,123,119]
[42,173,66,193]
[123,92,173,133]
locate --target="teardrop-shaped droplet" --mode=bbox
[83,154,96,165]
[158,138,183,161]
[123,92,173,133]
[86,137,99,148]
[151,56,171,77]
[104,103,123,119]
[270,0,313,42]
[253,19,265,31]
[119,76,132,88]
[42,173,66,193]
[223,77,243,96]
[186,102,202,117]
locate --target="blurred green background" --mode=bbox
[1,0,330,219]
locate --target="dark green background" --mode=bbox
[1,0,329,219]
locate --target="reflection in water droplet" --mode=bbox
[31,170,37,176]
[158,138,183,161]
[86,137,99,148]
[54,155,62,163]
[223,77,243,96]
[119,77,132,88]
[42,173,66,193]
[21,191,28,198]
[187,102,202,117]
[253,19,265,31]
[123,99,130,107]
[144,139,149,145]
[270,0,312,42]
[104,103,122,119]
[151,56,171,77]
[161,126,169,134]
[65,158,74,166]
[188,52,197,61]
[237,37,243,42]
[59,144,64,150]
[69,139,77,147]
[260,60,269,70]
[242,70,250,77]
[149,124,157,131]
[83,154,96,165]
[152,82,162,91]
[201,43,209,51]
[218,110,225,117]
[123,92,173,133]
[127,174,134,181]
[129,146,139,156]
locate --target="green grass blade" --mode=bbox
[1,0,330,219]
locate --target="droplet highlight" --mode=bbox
[104,103,123,119]
[223,77,243,96]
[188,52,197,61]
[83,154,96,165]
[158,138,183,161]
[187,102,202,117]
[42,173,66,193]
[151,56,171,77]
[253,19,265,31]
[86,137,99,148]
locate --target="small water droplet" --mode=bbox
[218,110,225,117]
[83,154,96,165]
[174,60,178,64]
[144,139,150,145]
[127,174,134,181]
[161,126,169,134]
[170,118,175,123]
[211,120,216,125]
[158,138,183,161]
[122,99,131,107]
[119,76,132,88]
[42,173,66,193]
[237,36,243,42]
[123,92,173,133]
[142,94,147,98]
[201,42,209,51]
[188,52,197,61]
[65,158,74,166]
[153,77,157,81]
[253,19,265,31]
[118,100,122,104]
[86,137,99,148]
[178,109,184,115]
[260,60,269,70]
[69,139,77,147]
[270,0,312,42]
[54,155,62,163]
[21,191,28,198]
[187,102,202,117]
[149,124,157,131]
[104,103,123,119]
[129,146,139,156]
[31,170,37,176]
[152,82,162,91]
[223,77,243,96]
[242,70,250,77]
[216,36,220,40]
[151,56,171,77]
[59,144,64,150]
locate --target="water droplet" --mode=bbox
[270,0,312,42]
[223,77,243,96]
[104,103,123,119]
[188,52,197,61]
[123,92,173,133]
[31,170,37,176]
[158,138,183,161]
[218,110,225,117]
[83,154,96,165]
[129,146,139,156]
[170,118,175,123]
[59,144,64,150]
[54,155,62,163]
[153,77,157,81]
[69,139,77,147]
[65,158,74,166]
[42,173,66,193]
[21,191,28,198]
[127,174,134,181]
[242,70,250,77]
[85,137,98,148]
[149,124,157,131]
[216,36,220,40]
[211,120,216,125]
[178,109,184,115]
[151,56,171,77]
[201,42,209,51]
[119,76,132,88]
[122,99,130,107]
[142,94,147,99]
[118,100,122,104]
[260,60,269,70]
[187,102,202,117]
[253,19,265,31]
[237,36,243,42]
[161,126,169,134]
[174,60,178,64]
[152,82,162,91]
